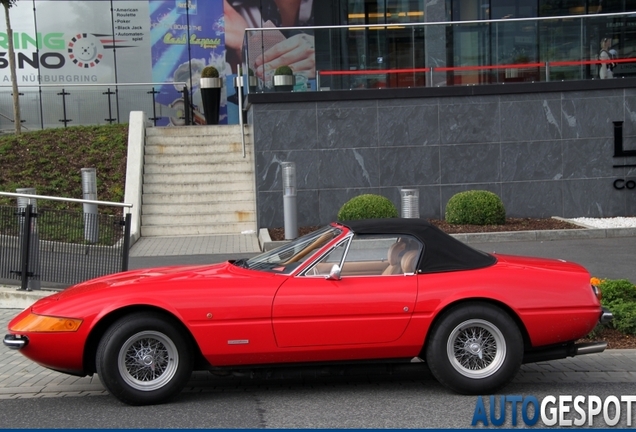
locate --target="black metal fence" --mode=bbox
[0,204,131,290]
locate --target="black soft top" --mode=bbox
[341,219,497,273]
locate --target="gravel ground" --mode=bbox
[568,217,636,228]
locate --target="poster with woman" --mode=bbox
[150,0,225,125]
[224,0,315,124]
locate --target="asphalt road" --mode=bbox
[1,377,635,428]
[468,236,636,282]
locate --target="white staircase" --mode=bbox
[140,125,257,237]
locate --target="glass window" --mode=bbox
[244,226,341,274]
[304,234,423,277]
[539,0,585,17]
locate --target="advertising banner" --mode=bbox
[0,0,151,85]
[150,0,225,126]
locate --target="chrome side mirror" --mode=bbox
[327,264,341,280]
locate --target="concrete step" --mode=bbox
[143,181,253,194]
[146,125,244,137]
[142,191,254,204]
[142,211,255,226]
[143,161,253,174]
[142,201,255,215]
[143,171,253,184]
[145,136,248,147]
[141,222,256,237]
[144,152,252,164]
[141,125,255,237]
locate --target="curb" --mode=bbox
[452,226,636,244]
[0,285,54,309]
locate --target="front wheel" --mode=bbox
[425,303,523,394]
[96,312,193,405]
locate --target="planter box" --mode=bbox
[200,77,222,125]
[273,75,294,92]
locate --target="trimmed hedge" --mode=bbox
[445,190,506,225]
[337,194,398,221]
[274,65,293,76]
[598,279,636,335]
[201,66,219,78]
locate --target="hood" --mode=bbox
[28,260,280,319]
[47,262,233,302]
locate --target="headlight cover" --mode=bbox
[10,313,82,333]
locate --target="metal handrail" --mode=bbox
[236,64,246,158]
[0,192,132,209]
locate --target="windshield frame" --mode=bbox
[243,224,344,274]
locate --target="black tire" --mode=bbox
[425,302,523,394]
[96,312,193,405]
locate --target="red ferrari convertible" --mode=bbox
[4,219,612,405]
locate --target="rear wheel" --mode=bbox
[96,312,193,405]
[425,303,523,394]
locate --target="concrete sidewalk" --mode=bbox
[129,231,262,257]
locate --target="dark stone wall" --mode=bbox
[250,83,636,228]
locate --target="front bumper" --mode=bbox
[3,334,29,350]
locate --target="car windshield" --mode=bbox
[244,225,342,274]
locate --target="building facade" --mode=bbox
[2,1,635,225]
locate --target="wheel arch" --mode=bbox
[83,305,208,375]
[419,298,532,357]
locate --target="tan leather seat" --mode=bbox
[382,242,406,275]
[401,250,419,274]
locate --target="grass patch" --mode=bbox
[0,124,128,216]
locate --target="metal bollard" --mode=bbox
[81,168,99,243]
[400,188,420,219]
[16,188,40,290]
[282,162,298,239]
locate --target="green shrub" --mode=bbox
[599,279,636,304]
[201,66,219,78]
[337,194,398,221]
[597,279,636,335]
[608,301,636,334]
[274,65,293,76]
[445,190,506,225]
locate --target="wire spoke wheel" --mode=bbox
[118,330,179,392]
[447,319,506,379]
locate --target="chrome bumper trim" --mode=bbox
[3,334,28,350]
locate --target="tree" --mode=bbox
[1,0,21,135]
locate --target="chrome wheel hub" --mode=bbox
[447,319,506,379]
[118,330,179,391]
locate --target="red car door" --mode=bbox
[272,273,417,347]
